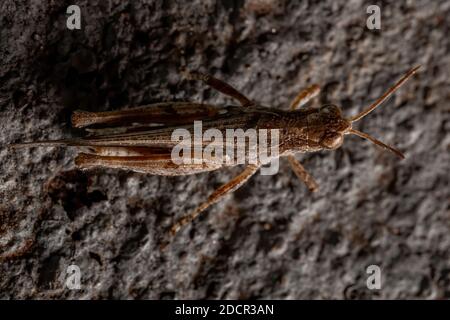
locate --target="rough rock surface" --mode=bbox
[0,0,449,299]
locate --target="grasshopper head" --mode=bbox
[306,104,351,150]
[303,66,419,158]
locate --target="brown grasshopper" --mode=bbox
[11,66,419,236]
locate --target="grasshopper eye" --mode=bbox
[320,132,343,149]
[320,104,340,115]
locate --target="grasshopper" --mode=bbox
[11,66,419,236]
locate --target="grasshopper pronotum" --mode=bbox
[11,66,419,236]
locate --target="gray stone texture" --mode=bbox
[0,0,449,299]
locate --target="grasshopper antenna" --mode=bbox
[349,66,420,122]
[348,128,405,159]
[345,66,420,159]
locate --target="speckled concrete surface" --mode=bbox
[0,0,449,299]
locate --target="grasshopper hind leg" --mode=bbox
[170,164,260,236]
[71,102,219,129]
[74,149,222,176]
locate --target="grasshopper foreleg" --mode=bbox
[290,84,321,110]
